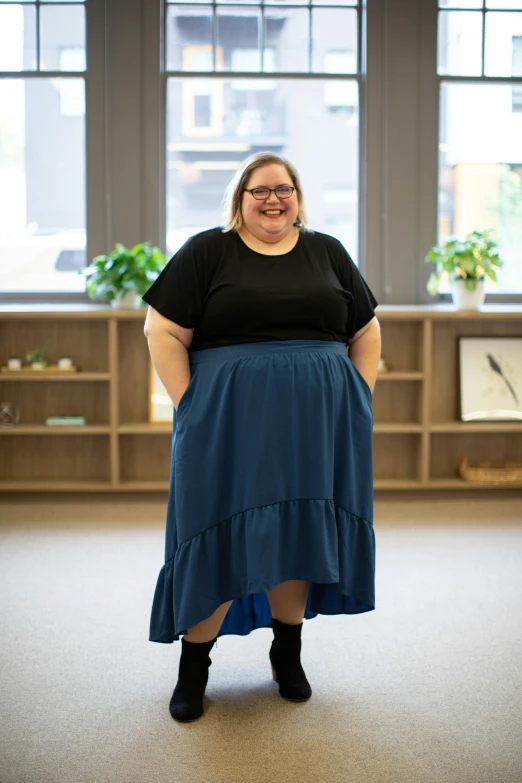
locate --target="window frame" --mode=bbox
[431,0,522,302]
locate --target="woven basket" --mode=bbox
[459,457,522,485]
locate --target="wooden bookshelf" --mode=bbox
[0,304,521,492]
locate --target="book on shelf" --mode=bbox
[46,416,86,426]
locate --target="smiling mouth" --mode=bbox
[262,210,284,216]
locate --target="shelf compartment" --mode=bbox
[0,319,109,372]
[0,380,110,425]
[379,320,424,372]
[430,318,522,424]
[0,435,111,482]
[118,321,151,424]
[119,434,172,482]
[372,380,423,425]
[430,433,522,480]
[373,433,422,482]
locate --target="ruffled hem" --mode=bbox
[149,498,375,643]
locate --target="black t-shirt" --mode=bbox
[142,227,378,353]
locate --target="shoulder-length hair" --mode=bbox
[221,152,309,232]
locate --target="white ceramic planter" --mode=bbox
[111,290,141,309]
[8,357,22,370]
[450,278,486,311]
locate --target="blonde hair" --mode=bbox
[221,152,309,232]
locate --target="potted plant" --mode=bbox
[80,241,166,309]
[7,355,23,370]
[26,347,47,370]
[424,229,504,310]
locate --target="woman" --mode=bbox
[142,152,381,723]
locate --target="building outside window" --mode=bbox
[437,0,522,293]
[0,0,86,293]
[165,0,361,261]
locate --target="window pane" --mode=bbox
[216,6,261,71]
[166,77,359,260]
[311,0,357,5]
[485,11,522,75]
[438,11,483,75]
[439,83,522,293]
[40,5,86,71]
[264,7,309,72]
[486,1,522,8]
[312,9,357,73]
[439,0,482,7]
[166,6,213,71]
[0,5,36,71]
[0,79,86,293]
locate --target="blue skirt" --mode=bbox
[149,339,376,644]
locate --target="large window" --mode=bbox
[437,0,522,293]
[165,0,361,261]
[0,0,86,293]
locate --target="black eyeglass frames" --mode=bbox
[243,186,296,200]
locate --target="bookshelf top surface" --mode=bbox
[0,303,521,319]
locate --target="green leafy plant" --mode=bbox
[424,229,504,296]
[80,241,166,302]
[26,346,47,365]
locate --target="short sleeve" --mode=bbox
[333,241,379,339]
[141,234,208,328]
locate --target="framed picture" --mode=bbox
[148,362,173,424]
[458,337,522,422]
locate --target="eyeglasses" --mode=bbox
[243,186,296,200]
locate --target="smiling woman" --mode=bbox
[142,149,379,722]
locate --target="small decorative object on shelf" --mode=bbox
[46,415,86,426]
[80,241,166,309]
[0,402,20,428]
[459,456,522,485]
[58,356,74,370]
[424,229,504,310]
[377,357,390,374]
[26,346,48,370]
[7,356,22,370]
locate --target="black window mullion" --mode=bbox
[308,3,312,73]
[261,1,265,72]
[212,1,217,71]
[481,1,486,78]
[36,0,41,71]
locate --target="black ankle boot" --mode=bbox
[169,636,217,723]
[269,618,312,702]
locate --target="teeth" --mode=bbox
[264,210,282,215]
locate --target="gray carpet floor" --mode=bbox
[0,496,521,783]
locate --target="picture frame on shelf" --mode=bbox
[148,362,173,424]
[458,337,522,422]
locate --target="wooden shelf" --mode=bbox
[374,423,423,433]
[376,371,423,381]
[0,372,110,381]
[431,422,522,433]
[0,305,520,492]
[118,422,172,434]
[0,425,110,435]
[117,481,171,491]
[428,479,522,490]
[0,482,114,491]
